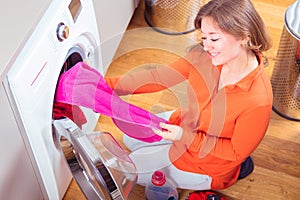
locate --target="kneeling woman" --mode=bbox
[105,0,272,190]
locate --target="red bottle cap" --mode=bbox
[151,170,166,186]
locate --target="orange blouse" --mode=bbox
[105,46,273,189]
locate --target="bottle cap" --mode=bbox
[151,170,166,186]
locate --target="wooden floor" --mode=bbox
[63,0,300,199]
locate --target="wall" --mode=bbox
[93,0,140,72]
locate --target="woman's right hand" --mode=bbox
[152,123,183,141]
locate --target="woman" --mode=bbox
[106,0,272,190]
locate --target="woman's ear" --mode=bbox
[241,35,250,46]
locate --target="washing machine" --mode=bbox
[3,0,137,199]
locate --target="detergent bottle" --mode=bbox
[145,170,178,200]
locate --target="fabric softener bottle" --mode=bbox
[145,170,178,200]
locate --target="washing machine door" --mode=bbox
[52,118,137,200]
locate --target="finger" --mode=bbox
[152,128,164,137]
[159,122,171,131]
[152,128,170,139]
[159,122,167,129]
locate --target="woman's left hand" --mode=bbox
[152,123,183,141]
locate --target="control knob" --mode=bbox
[56,22,69,42]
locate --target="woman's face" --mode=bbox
[201,17,247,66]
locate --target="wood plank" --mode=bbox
[254,135,300,178]
[219,165,300,199]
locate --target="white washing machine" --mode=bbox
[3,0,136,199]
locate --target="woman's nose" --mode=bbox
[203,41,212,51]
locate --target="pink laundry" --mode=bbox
[55,62,166,142]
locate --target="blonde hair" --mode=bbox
[194,0,272,52]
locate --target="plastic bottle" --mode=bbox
[145,170,178,200]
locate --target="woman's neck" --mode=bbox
[218,50,259,90]
[222,49,258,75]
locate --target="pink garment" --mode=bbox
[55,62,165,142]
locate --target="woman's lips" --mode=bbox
[209,52,219,57]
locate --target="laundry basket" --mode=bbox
[144,0,206,35]
[271,0,300,121]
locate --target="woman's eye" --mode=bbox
[211,38,219,42]
[201,37,219,42]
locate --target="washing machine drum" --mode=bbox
[52,118,137,200]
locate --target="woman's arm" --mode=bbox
[105,57,192,95]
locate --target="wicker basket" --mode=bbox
[271,0,300,121]
[144,0,206,34]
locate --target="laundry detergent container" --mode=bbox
[271,0,300,121]
[144,0,205,34]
